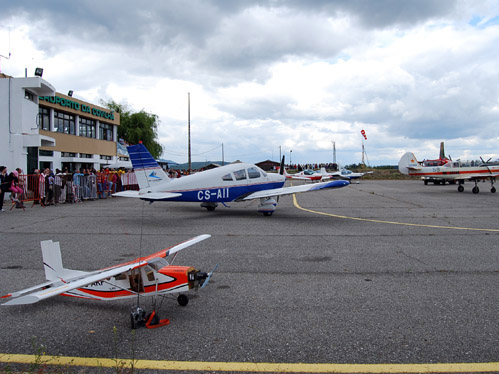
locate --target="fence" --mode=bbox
[5,172,139,209]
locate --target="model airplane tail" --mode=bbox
[128,143,171,190]
[42,240,87,281]
[398,152,422,175]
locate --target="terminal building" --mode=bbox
[0,72,124,173]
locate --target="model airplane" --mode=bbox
[114,143,349,215]
[1,235,216,328]
[399,152,499,193]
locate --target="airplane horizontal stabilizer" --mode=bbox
[113,191,182,200]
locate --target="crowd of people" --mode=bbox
[0,166,138,212]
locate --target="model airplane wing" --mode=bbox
[1,262,147,306]
[113,191,182,200]
[238,180,349,201]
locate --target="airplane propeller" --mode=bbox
[201,264,219,289]
[279,155,285,175]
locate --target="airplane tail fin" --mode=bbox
[439,142,445,160]
[41,240,87,281]
[41,240,64,281]
[398,152,421,175]
[128,144,170,190]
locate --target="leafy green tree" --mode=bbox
[101,100,163,159]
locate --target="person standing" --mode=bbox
[0,166,8,212]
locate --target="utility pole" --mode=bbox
[222,143,224,166]
[188,92,191,173]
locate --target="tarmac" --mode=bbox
[0,179,498,373]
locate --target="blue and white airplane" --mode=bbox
[114,144,349,216]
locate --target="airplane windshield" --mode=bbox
[222,173,233,181]
[147,257,169,270]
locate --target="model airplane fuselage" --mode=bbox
[114,144,349,215]
[399,152,499,193]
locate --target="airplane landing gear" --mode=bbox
[472,180,480,194]
[492,187,496,193]
[458,185,464,192]
[201,202,218,211]
[177,294,189,306]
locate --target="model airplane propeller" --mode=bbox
[1,235,216,329]
[113,144,349,216]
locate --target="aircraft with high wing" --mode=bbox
[114,143,349,215]
[399,152,499,194]
[1,235,216,328]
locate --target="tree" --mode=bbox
[101,100,164,159]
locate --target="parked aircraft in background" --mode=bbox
[399,152,499,194]
[1,235,216,328]
[114,144,349,215]
[327,168,373,183]
[283,168,330,182]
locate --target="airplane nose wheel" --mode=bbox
[472,186,479,194]
[457,185,464,192]
[492,187,496,193]
[177,294,189,306]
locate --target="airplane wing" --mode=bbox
[113,191,182,200]
[238,180,349,201]
[1,262,147,306]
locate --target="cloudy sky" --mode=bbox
[1,1,498,166]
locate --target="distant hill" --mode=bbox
[169,161,230,170]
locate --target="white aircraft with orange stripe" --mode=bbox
[1,235,216,328]
[399,152,499,194]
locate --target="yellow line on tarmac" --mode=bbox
[292,195,499,232]
[2,354,499,373]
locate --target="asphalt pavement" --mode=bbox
[0,179,498,373]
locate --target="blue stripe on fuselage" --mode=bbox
[142,181,285,202]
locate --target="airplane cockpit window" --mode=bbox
[304,170,314,175]
[247,167,261,179]
[234,169,247,181]
[147,257,169,271]
[222,173,233,181]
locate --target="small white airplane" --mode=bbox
[114,144,349,215]
[316,168,373,184]
[399,152,499,193]
[1,235,216,328]
[283,168,331,182]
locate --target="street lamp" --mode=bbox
[290,150,292,168]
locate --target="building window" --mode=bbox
[39,107,50,130]
[54,111,75,135]
[80,153,93,159]
[61,152,76,157]
[39,150,54,157]
[79,118,96,138]
[25,89,35,102]
[100,123,113,141]
[100,155,112,160]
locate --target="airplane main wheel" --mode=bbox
[492,187,496,193]
[263,212,273,216]
[472,186,479,194]
[458,185,464,193]
[177,294,189,306]
[206,206,216,211]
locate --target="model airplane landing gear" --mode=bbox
[177,294,189,306]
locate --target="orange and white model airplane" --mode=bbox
[399,152,499,194]
[1,235,216,328]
